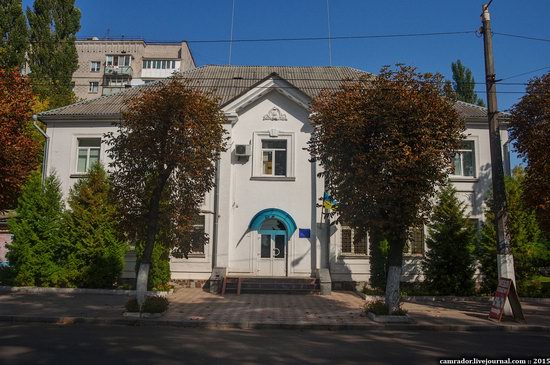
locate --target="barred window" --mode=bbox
[189,214,206,255]
[341,226,368,255]
[404,226,425,255]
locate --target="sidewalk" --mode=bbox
[1,288,549,331]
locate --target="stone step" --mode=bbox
[222,276,320,294]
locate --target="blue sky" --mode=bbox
[24,0,550,166]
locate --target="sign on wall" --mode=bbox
[299,229,311,238]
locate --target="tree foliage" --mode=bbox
[451,59,485,107]
[309,65,465,312]
[65,163,127,288]
[422,184,476,295]
[0,0,28,69]
[478,167,550,293]
[26,0,80,108]
[0,69,41,211]
[106,75,227,296]
[6,173,74,286]
[510,72,550,236]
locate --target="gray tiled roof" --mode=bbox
[38,65,500,121]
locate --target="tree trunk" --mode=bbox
[385,231,406,314]
[136,169,171,309]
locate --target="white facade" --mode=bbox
[40,66,510,286]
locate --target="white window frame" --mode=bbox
[88,81,99,94]
[72,136,102,176]
[404,225,426,256]
[252,131,295,180]
[260,139,288,177]
[451,139,477,178]
[90,61,101,72]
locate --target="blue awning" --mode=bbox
[249,208,297,236]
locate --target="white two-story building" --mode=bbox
[38,65,510,288]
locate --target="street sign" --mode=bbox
[489,277,525,322]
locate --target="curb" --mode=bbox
[0,286,172,297]
[1,315,549,332]
[357,293,550,304]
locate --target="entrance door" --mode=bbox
[258,231,287,276]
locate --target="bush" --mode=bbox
[65,163,127,288]
[7,173,75,287]
[518,276,550,298]
[125,295,169,313]
[364,300,407,316]
[369,229,389,291]
[135,241,171,291]
[478,168,550,293]
[422,184,476,296]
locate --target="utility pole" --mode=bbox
[481,3,516,308]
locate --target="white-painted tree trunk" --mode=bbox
[136,263,150,309]
[385,265,402,314]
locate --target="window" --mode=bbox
[105,76,130,87]
[404,226,425,255]
[76,138,101,173]
[340,226,368,255]
[453,141,476,177]
[88,81,99,93]
[189,214,206,255]
[106,55,131,67]
[90,61,101,72]
[261,140,287,176]
[142,59,177,69]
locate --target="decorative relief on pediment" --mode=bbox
[263,107,287,121]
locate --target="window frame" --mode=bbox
[339,225,368,257]
[74,137,102,174]
[88,81,99,94]
[252,131,295,180]
[451,140,477,178]
[90,61,101,72]
[260,139,288,177]
[404,225,426,256]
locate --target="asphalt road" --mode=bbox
[0,323,548,365]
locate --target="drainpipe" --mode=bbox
[32,115,49,189]
[212,158,220,269]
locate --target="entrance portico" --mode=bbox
[250,208,297,277]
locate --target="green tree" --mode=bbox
[26,0,80,108]
[309,65,465,312]
[0,0,28,69]
[422,184,476,295]
[510,71,550,236]
[6,172,74,286]
[106,75,227,305]
[478,167,550,292]
[65,163,127,288]
[451,59,485,107]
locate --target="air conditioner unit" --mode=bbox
[235,144,251,157]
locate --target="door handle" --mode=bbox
[273,247,280,257]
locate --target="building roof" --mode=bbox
[38,65,502,121]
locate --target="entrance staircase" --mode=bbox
[220,276,320,295]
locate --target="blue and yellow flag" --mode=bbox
[323,192,337,211]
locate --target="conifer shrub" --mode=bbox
[478,168,550,294]
[422,184,476,296]
[65,163,127,288]
[7,172,75,287]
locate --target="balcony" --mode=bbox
[104,65,133,76]
[102,86,128,96]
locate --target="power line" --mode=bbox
[493,32,550,43]
[499,66,550,81]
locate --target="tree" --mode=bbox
[309,65,464,312]
[0,0,28,69]
[368,229,389,291]
[451,59,485,107]
[478,167,550,292]
[510,71,550,236]
[6,172,74,286]
[422,184,476,295]
[65,163,127,288]
[0,68,41,211]
[106,76,227,305]
[26,0,80,108]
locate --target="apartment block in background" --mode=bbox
[73,38,195,100]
